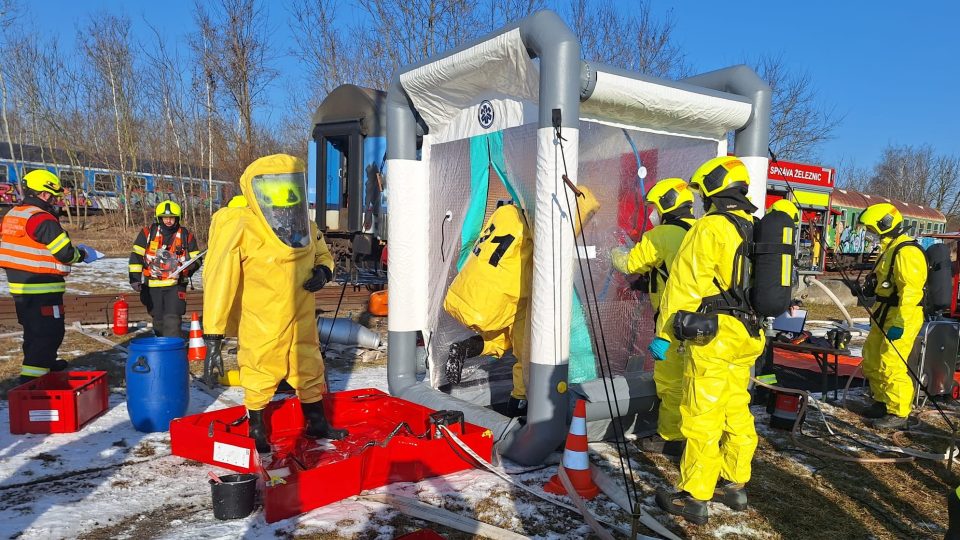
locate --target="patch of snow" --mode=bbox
[0,257,207,295]
[713,523,767,538]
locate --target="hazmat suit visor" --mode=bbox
[251,172,310,248]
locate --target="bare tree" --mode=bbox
[866,144,960,223]
[80,13,141,227]
[752,54,842,162]
[0,0,22,197]
[194,0,277,167]
[568,0,685,77]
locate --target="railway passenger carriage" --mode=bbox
[0,143,232,213]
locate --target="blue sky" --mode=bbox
[39,0,960,173]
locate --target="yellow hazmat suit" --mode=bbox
[613,216,694,441]
[444,203,532,399]
[656,208,765,502]
[863,233,925,417]
[203,155,335,410]
[444,188,599,399]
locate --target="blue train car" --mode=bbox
[0,143,232,213]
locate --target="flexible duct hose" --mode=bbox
[803,276,855,327]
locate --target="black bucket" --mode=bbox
[209,473,258,520]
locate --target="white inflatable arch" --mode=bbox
[386,9,771,464]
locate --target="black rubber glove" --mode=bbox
[130,281,142,292]
[303,266,333,292]
[202,334,224,387]
[630,274,651,292]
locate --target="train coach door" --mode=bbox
[313,120,363,234]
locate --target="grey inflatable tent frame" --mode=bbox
[386,9,771,465]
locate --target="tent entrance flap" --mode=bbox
[460,131,525,269]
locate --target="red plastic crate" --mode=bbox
[171,388,494,522]
[9,371,110,434]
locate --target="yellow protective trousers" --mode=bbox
[478,304,528,400]
[654,343,684,441]
[677,315,764,501]
[862,311,920,417]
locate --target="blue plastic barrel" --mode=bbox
[126,337,190,432]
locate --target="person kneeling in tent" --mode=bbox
[202,154,347,454]
[609,178,696,458]
[442,187,599,417]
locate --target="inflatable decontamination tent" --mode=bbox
[386,10,772,464]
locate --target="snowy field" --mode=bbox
[0,258,206,295]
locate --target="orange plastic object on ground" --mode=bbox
[544,399,600,499]
[9,371,109,434]
[170,388,493,522]
[369,290,388,316]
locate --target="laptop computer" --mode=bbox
[772,308,807,334]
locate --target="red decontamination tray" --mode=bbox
[170,388,494,522]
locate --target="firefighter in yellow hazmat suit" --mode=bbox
[202,154,347,454]
[443,187,599,416]
[856,203,925,430]
[610,178,695,457]
[652,156,765,525]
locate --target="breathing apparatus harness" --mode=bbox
[696,210,763,335]
[866,235,927,328]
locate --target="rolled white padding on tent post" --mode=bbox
[386,158,429,333]
[318,318,382,349]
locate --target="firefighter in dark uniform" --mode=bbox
[0,170,98,383]
[128,200,202,337]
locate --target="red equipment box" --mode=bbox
[9,371,110,434]
[170,388,494,523]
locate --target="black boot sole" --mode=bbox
[655,490,708,525]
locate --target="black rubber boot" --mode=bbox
[506,397,527,418]
[712,480,748,511]
[639,435,685,459]
[246,409,271,454]
[444,335,484,386]
[302,400,348,440]
[873,414,908,430]
[655,489,708,525]
[51,359,69,372]
[860,400,887,419]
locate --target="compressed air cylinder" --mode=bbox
[317,318,382,349]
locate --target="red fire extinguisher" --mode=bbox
[113,295,129,336]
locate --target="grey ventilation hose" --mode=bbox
[803,276,854,327]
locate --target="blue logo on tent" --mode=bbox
[478,100,494,129]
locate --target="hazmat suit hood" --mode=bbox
[240,154,311,249]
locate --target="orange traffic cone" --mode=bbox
[544,399,600,499]
[187,312,206,362]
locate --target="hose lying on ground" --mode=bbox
[754,377,958,463]
[438,425,674,540]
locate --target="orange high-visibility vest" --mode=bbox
[0,206,71,275]
[142,225,186,284]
